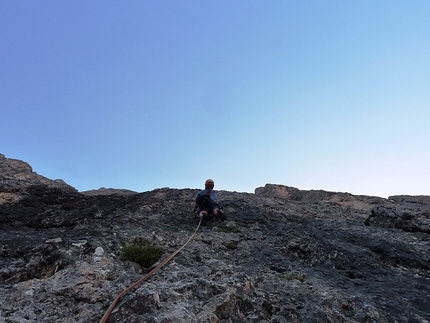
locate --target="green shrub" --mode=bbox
[121,237,165,268]
[105,271,115,281]
[223,241,238,250]
[342,304,355,317]
[277,273,306,282]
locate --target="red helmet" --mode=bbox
[204,179,214,189]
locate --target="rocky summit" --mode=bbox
[0,154,429,323]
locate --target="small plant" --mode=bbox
[342,304,355,317]
[121,237,165,268]
[105,271,115,281]
[224,241,238,250]
[277,273,306,282]
[364,210,376,226]
[363,216,371,226]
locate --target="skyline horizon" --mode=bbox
[2,152,425,199]
[2,1,429,199]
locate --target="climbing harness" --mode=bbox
[99,217,202,323]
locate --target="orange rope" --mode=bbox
[99,217,202,323]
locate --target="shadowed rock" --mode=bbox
[0,155,429,323]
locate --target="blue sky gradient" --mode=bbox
[1,1,429,197]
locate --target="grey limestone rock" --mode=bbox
[0,155,429,323]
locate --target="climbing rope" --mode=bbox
[99,217,202,323]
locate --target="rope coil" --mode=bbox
[99,217,202,323]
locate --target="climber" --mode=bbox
[193,179,226,224]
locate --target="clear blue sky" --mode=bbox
[1,1,429,198]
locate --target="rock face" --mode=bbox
[0,154,76,203]
[1,156,429,323]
